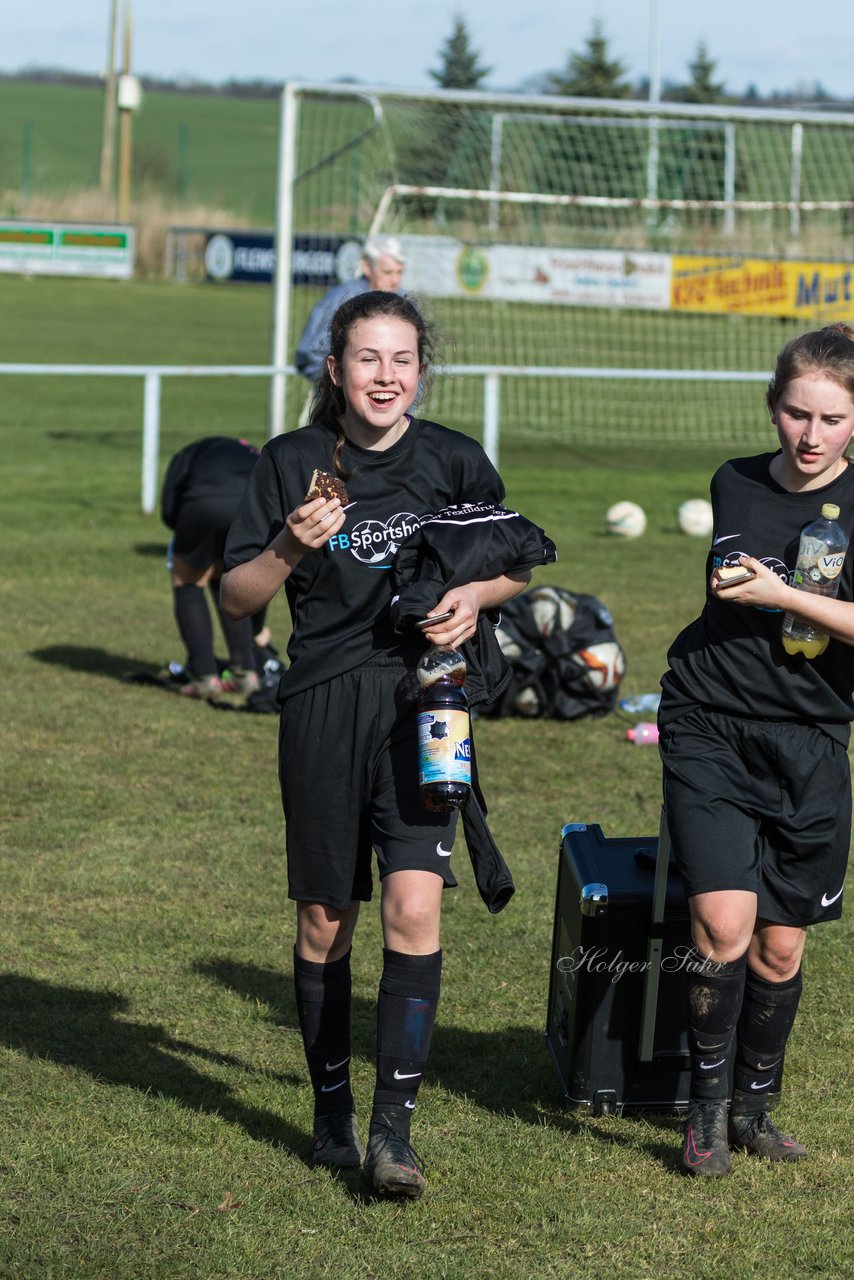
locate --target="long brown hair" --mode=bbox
[308,290,437,478]
[767,323,854,414]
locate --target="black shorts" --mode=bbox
[660,707,850,927]
[278,658,461,910]
[172,494,241,570]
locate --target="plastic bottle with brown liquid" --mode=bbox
[781,503,848,659]
[416,643,471,811]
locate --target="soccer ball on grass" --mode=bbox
[604,501,647,538]
[677,499,714,537]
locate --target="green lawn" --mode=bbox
[0,80,279,224]
[1,277,852,1279]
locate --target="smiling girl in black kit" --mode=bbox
[220,291,531,1199]
[659,324,854,1175]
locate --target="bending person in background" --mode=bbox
[294,236,405,385]
[221,291,529,1200]
[659,324,854,1176]
[161,435,265,700]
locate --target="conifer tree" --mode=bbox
[548,20,630,98]
[430,14,491,90]
[681,41,726,104]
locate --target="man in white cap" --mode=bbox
[295,235,406,384]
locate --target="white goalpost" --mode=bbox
[269,82,854,452]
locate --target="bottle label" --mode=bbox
[819,552,845,580]
[792,541,846,588]
[418,708,471,786]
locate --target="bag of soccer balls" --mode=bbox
[480,585,626,721]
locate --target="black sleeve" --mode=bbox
[454,439,506,507]
[223,445,291,570]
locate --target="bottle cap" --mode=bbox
[821,503,840,519]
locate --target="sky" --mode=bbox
[3,1,852,101]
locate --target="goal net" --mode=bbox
[272,84,854,449]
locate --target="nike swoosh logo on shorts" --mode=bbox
[821,887,844,906]
[325,1056,350,1072]
[436,843,453,857]
[320,1079,347,1092]
[713,534,739,546]
[394,1069,422,1080]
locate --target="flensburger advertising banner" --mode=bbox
[204,232,362,285]
[0,221,134,278]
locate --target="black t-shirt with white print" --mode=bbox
[661,452,854,744]
[224,416,505,699]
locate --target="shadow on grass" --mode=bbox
[133,542,170,558]
[0,973,307,1157]
[31,644,162,681]
[195,956,682,1172]
[46,430,128,445]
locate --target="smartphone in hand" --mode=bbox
[414,610,454,630]
[715,565,756,587]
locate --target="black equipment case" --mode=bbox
[545,816,693,1115]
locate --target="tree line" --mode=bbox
[430,15,846,107]
[1,17,847,109]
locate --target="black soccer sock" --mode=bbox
[371,948,442,1141]
[685,949,747,1101]
[173,583,216,678]
[209,579,256,671]
[732,965,802,1114]
[293,948,355,1118]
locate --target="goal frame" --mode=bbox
[269,81,854,437]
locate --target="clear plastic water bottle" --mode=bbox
[781,503,848,659]
[626,722,659,745]
[416,644,471,811]
[619,692,661,715]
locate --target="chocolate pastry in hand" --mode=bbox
[305,469,349,504]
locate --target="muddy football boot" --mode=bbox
[729,1111,807,1161]
[682,1099,731,1176]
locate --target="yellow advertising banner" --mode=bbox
[671,255,854,321]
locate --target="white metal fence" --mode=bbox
[0,362,773,512]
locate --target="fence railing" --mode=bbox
[0,362,772,511]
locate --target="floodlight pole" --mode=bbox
[99,0,119,194]
[268,81,299,437]
[646,0,662,226]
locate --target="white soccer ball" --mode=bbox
[605,501,647,538]
[528,585,577,637]
[494,624,523,663]
[570,641,626,692]
[677,499,714,538]
[513,686,542,717]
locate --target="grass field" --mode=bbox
[2,277,853,1279]
[0,80,279,225]
[0,273,793,449]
